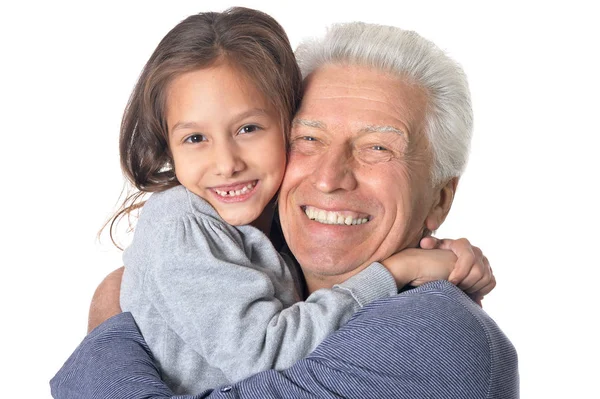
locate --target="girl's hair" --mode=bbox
[105,7,302,247]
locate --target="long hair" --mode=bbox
[104,7,302,248]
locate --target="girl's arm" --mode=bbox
[121,187,398,388]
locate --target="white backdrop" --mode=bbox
[1,1,598,397]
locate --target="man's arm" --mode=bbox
[88,267,123,333]
[51,280,518,399]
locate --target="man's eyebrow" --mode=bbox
[359,125,405,136]
[292,118,326,130]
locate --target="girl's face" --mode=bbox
[166,63,287,226]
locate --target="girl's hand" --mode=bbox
[420,237,495,304]
[380,237,495,305]
[380,248,456,289]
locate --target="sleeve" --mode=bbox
[126,200,398,383]
[49,313,201,399]
[51,283,518,399]
[207,282,519,399]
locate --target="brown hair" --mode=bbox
[104,7,302,247]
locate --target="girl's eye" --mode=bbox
[239,125,260,135]
[184,134,206,144]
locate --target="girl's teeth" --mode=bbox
[215,182,256,197]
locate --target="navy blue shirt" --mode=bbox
[51,280,519,398]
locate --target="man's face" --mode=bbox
[278,64,445,287]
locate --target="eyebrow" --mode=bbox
[292,118,326,130]
[293,119,406,138]
[360,125,405,136]
[170,108,270,134]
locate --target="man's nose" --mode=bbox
[310,144,357,193]
[213,139,245,177]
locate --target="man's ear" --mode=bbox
[425,177,459,231]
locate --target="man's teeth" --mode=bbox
[214,182,256,197]
[304,206,369,225]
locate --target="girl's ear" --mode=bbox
[425,177,459,231]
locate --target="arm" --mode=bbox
[381,237,496,305]
[51,281,519,399]
[51,312,193,399]
[88,267,123,333]
[122,189,398,385]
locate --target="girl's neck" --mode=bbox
[250,204,276,237]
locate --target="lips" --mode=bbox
[303,205,371,225]
[212,181,257,198]
[209,180,259,204]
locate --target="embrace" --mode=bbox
[51,7,519,399]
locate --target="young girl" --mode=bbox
[111,7,490,395]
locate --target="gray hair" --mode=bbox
[295,22,473,184]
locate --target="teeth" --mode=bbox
[215,182,256,197]
[303,206,370,226]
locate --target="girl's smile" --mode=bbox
[166,63,287,227]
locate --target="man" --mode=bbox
[51,21,518,398]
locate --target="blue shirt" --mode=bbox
[50,280,519,398]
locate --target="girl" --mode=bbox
[110,7,491,395]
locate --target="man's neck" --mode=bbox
[250,203,276,236]
[303,265,369,295]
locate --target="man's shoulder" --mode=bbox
[354,280,516,361]
[308,280,519,398]
[357,280,501,330]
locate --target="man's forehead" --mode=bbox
[295,64,428,138]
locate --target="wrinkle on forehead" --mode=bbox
[300,64,429,140]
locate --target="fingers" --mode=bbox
[446,238,476,284]
[419,236,441,249]
[421,236,497,300]
[460,254,495,295]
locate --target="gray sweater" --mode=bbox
[121,186,398,394]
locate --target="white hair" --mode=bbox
[295,22,473,184]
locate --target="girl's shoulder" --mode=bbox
[141,185,226,228]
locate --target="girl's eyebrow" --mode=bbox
[171,108,270,133]
[171,121,200,133]
[230,108,269,125]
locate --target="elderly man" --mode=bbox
[51,21,518,398]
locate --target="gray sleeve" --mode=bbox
[124,194,397,384]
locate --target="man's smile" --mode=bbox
[302,205,371,225]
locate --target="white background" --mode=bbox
[1,0,598,397]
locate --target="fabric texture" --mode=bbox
[51,280,519,398]
[120,186,398,393]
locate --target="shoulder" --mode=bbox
[127,186,233,252]
[142,186,217,221]
[308,280,519,398]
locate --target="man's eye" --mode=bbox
[290,135,321,155]
[184,134,206,143]
[357,144,394,164]
[239,125,260,135]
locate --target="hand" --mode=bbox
[88,267,124,333]
[420,237,495,303]
[380,248,457,289]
